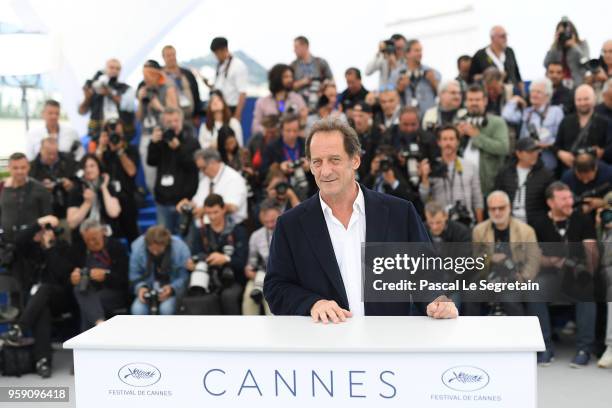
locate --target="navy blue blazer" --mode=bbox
[264,184,431,316]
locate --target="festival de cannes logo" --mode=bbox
[441,366,490,392]
[118,363,161,387]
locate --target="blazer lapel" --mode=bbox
[299,195,349,308]
[363,185,389,244]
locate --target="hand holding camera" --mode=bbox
[206,252,229,267]
[37,215,59,229]
[70,268,81,286]
[158,285,173,302]
[151,127,163,143]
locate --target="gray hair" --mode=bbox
[193,148,221,163]
[162,106,184,119]
[305,117,361,160]
[438,79,460,95]
[603,78,612,94]
[79,219,105,235]
[40,136,58,149]
[530,78,553,98]
[487,190,511,207]
[425,200,447,216]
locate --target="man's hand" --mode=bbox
[168,137,181,150]
[206,252,229,266]
[382,168,397,186]
[457,122,479,138]
[425,70,437,87]
[138,287,149,303]
[426,295,459,319]
[490,253,507,264]
[510,95,527,108]
[151,127,163,143]
[90,268,107,282]
[280,161,294,175]
[37,215,59,228]
[244,265,257,280]
[310,299,353,324]
[582,197,604,214]
[557,150,575,168]
[158,285,173,302]
[70,268,81,286]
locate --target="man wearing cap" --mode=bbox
[494,137,555,226]
[206,37,248,120]
[350,102,383,179]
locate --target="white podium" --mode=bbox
[64,315,544,408]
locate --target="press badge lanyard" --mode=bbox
[442,160,466,205]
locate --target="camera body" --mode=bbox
[379,158,392,173]
[178,204,194,237]
[459,112,488,129]
[162,128,176,143]
[400,143,423,187]
[382,39,396,55]
[274,181,290,196]
[447,200,473,227]
[557,17,573,49]
[141,87,158,105]
[220,245,235,285]
[143,289,160,315]
[105,120,122,145]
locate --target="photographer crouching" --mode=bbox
[1,215,72,378]
[129,226,190,315]
[70,220,128,331]
[185,194,247,315]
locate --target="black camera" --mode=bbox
[250,257,266,304]
[582,58,603,75]
[448,200,473,227]
[573,182,611,209]
[178,204,194,237]
[78,267,91,293]
[379,158,392,173]
[274,182,290,195]
[44,223,64,237]
[289,159,309,199]
[0,229,16,267]
[143,289,160,315]
[382,39,396,54]
[141,87,158,105]
[573,146,597,157]
[557,16,573,49]
[162,128,176,143]
[400,143,423,187]
[459,112,488,128]
[220,245,235,286]
[105,120,122,145]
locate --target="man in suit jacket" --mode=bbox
[264,117,458,323]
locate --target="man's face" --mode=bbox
[43,105,60,128]
[282,69,294,90]
[352,110,371,134]
[163,112,183,134]
[260,209,280,231]
[529,83,548,107]
[213,49,228,63]
[82,228,105,252]
[487,195,511,227]
[440,84,462,110]
[602,41,612,66]
[83,158,100,182]
[491,27,508,49]
[575,170,596,185]
[40,142,59,165]
[465,91,486,115]
[602,86,612,108]
[345,72,361,94]
[142,67,159,87]
[516,149,540,168]
[309,131,360,198]
[546,64,564,86]
[425,211,448,237]
[162,47,177,67]
[8,158,29,184]
[486,79,503,95]
[437,130,459,156]
[406,42,422,63]
[399,112,419,134]
[281,120,299,146]
[195,157,219,179]
[147,242,167,258]
[105,59,121,79]
[394,38,406,56]
[575,86,595,115]
[204,205,226,224]
[379,91,399,117]
[294,41,308,59]
[547,190,574,217]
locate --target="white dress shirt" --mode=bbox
[213,56,248,107]
[192,163,248,224]
[319,184,366,317]
[25,124,84,160]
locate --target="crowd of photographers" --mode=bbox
[2,18,612,377]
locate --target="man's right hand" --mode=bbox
[175,198,191,213]
[151,127,163,143]
[558,150,575,168]
[310,299,353,324]
[70,268,81,286]
[37,215,59,228]
[138,287,149,304]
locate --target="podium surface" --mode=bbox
[65,315,544,407]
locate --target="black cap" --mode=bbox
[143,59,162,70]
[210,37,228,52]
[516,137,540,152]
[350,101,373,114]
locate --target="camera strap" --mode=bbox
[569,115,594,153]
[526,104,550,127]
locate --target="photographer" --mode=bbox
[596,193,612,368]
[129,225,190,315]
[177,149,248,233]
[482,67,508,115]
[458,84,509,197]
[351,102,384,179]
[264,170,300,213]
[198,90,243,149]
[421,80,466,132]
[494,138,555,225]
[561,152,612,215]
[29,137,78,223]
[365,34,407,91]
[186,194,247,315]
[363,147,423,214]
[78,59,136,140]
[585,41,612,97]
[530,182,599,367]
[396,39,440,116]
[148,107,200,235]
[554,84,608,175]
[162,45,199,124]
[92,120,140,242]
[502,79,564,172]
[339,68,369,112]
[543,17,590,88]
[1,153,52,243]
[374,89,401,131]
[419,125,484,227]
[261,114,313,200]
[471,191,541,317]
[1,215,72,378]
[547,61,575,114]
[251,64,307,135]
[136,59,179,193]
[25,100,83,161]
[424,201,471,243]
[243,200,280,315]
[70,220,128,330]
[384,107,439,185]
[66,154,121,244]
[290,36,334,111]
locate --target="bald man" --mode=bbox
[469,25,523,92]
[555,84,609,175]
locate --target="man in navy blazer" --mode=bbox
[264,118,458,323]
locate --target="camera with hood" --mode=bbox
[143,289,161,315]
[250,257,267,304]
[220,245,235,286]
[400,143,423,186]
[382,39,396,55]
[447,200,473,227]
[188,253,211,295]
[289,159,309,196]
[557,16,573,49]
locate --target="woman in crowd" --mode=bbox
[198,90,243,149]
